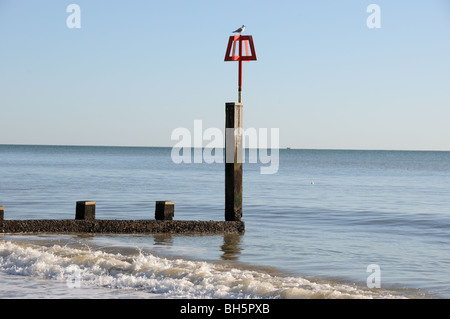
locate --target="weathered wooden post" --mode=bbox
[0,206,4,221]
[225,103,243,221]
[224,30,257,221]
[155,201,174,220]
[75,201,96,220]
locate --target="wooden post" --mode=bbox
[75,201,96,220]
[155,201,174,220]
[0,206,4,221]
[225,102,243,221]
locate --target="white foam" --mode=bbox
[0,240,405,299]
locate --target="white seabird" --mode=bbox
[232,25,246,34]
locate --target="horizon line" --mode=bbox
[1,143,449,152]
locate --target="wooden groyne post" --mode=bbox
[224,32,257,221]
[155,201,174,220]
[225,102,243,221]
[0,206,4,221]
[75,201,96,220]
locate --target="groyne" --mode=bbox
[0,219,245,234]
[0,202,245,234]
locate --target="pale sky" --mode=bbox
[1,0,449,150]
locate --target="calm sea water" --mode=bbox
[1,144,450,298]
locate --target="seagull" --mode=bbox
[232,25,245,34]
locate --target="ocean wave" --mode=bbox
[0,240,405,299]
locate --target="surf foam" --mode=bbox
[0,240,405,299]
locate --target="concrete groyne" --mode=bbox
[0,219,245,234]
[0,202,245,234]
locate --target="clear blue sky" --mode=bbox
[1,0,449,150]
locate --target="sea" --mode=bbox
[1,144,450,299]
